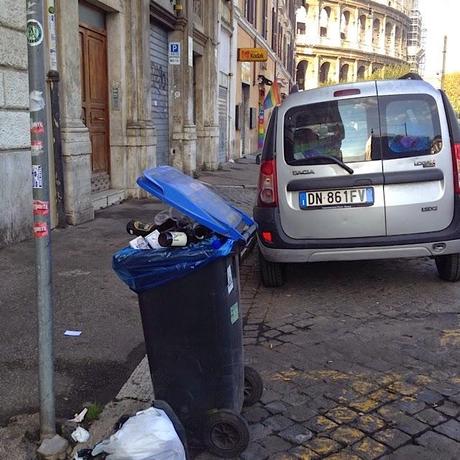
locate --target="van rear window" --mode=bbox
[283,97,380,166]
[379,94,442,158]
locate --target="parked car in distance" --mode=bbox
[254,75,460,287]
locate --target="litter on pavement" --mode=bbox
[91,407,186,460]
[71,426,90,443]
[64,330,82,337]
[69,407,88,423]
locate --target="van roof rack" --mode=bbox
[399,72,423,80]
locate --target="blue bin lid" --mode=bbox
[137,166,255,241]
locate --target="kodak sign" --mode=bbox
[237,48,268,62]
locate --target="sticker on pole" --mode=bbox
[33,222,48,238]
[26,19,44,47]
[33,200,49,216]
[32,165,43,189]
[29,91,45,112]
[31,140,44,155]
[31,121,45,135]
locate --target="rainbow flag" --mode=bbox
[263,80,281,110]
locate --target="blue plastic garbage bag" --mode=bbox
[112,236,235,293]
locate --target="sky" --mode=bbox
[418,0,460,86]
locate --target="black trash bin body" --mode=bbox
[114,166,261,456]
[138,252,243,440]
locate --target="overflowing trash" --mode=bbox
[113,166,255,294]
[127,208,215,250]
[113,212,235,292]
[90,407,186,460]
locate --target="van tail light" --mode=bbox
[257,159,278,207]
[452,143,460,194]
[261,231,273,243]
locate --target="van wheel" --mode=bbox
[435,254,460,281]
[259,251,284,287]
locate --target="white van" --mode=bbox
[254,76,460,287]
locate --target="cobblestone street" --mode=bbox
[199,246,460,459]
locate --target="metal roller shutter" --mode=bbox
[218,86,228,164]
[150,23,169,166]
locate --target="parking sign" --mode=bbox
[169,42,180,65]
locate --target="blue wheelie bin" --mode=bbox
[113,166,263,458]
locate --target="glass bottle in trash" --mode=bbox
[127,217,183,237]
[158,224,213,247]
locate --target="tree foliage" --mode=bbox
[361,63,412,81]
[444,73,460,116]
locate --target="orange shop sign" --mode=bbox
[237,48,268,62]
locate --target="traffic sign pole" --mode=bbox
[26,0,56,439]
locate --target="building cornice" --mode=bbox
[150,1,178,30]
[193,27,208,48]
[310,0,411,25]
[297,44,407,65]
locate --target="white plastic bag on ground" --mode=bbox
[91,407,186,460]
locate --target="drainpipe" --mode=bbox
[47,0,66,227]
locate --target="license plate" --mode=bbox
[299,188,374,209]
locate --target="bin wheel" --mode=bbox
[204,409,249,458]
[243,366,264,407]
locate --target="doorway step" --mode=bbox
[92,189,126,211]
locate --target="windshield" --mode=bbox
[283,96,380,165]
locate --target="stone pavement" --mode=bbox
[223,253,460,460]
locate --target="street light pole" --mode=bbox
[26,0,56,438]
[441,35,447,90]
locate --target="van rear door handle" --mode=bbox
[384,169,443,184]
[353,178,374,186]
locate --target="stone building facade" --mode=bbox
[295,0,415,90]
[0,0,32,246]
[234,0,297,157]
[0,0,235,247]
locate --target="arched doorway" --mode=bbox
[320,7,331,37]
[341,10,351,40]
[373,18,381,47]
[296,60,308,90]
[319,62,330,84]
[339,63,349,82]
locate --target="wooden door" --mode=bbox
[79,24,110,177]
